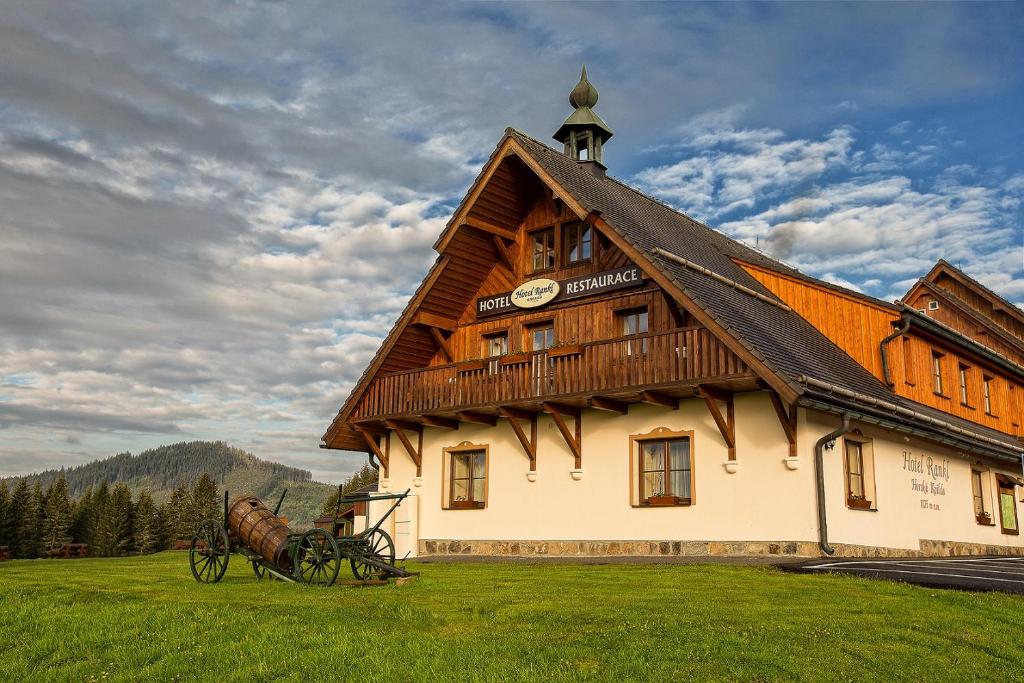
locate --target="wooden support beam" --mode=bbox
[641,391,679,410]
[413,311,458,331]
[698,386,736,460]
[421,415,459,430]
[543,402,582,468]
[590,396,628,414]
[427,326,453,363]
[768,391,798,457]
[498,406,538,422]
[355,427,388,476]
[385,420,422,475]
[498,407,537,470]
[457,411,497,426]
[463,215,518,242]
[492,235,515,272]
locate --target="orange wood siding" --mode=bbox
[895,335,1023,437]
[739,263,898,381]
[932,273,1024,342]
[904,290,1024,367]
[741,262,1024,437]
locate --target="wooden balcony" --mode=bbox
[352,328,758,423]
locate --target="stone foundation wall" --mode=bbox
[420,538,1024,559]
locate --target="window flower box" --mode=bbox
[847,497,873,510]
[449,500,484,510]
[976,512,993,525]
[645,495,683,507]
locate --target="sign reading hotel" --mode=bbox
[476,265,644,317]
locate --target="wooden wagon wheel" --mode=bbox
[252,561,268,580]
[189,520,229,584]
[351,528,395,581]
[294,528,341,587]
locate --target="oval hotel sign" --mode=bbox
[511,278,560,309]
[476,265,644,318]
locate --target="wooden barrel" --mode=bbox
[227,495,292,571]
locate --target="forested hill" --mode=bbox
[3,441,335,527]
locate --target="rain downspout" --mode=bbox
[814,413,853,555]
[367,452,380,472]
[879,315,912,386]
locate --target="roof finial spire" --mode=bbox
[569,65,599,109]
[554,65,613,166]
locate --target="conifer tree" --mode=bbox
[133,491,159,554]
[191,473,219,526]
[0,481,10,548]
[154,503,173,551]
[94,483,134,556]
[15,482,44,558]
[43,477,73,551]
[168,482,191,540]
[71,486,94,544]
[89,481,111,553]
[8,480,29,557]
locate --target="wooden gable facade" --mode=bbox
[323,136,768,456]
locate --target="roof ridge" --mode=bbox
[506,128,802,276]
[930,259,1024,323]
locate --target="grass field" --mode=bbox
[1,552,1022,681]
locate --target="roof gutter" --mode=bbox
[797,375,1022,461]
[814,413,852,555]
[879,316,912,386]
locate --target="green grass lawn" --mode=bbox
[1,552,1022,682]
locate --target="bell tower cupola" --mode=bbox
[554,65,614,166]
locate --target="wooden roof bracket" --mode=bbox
[768,390,798,458]
[543,402,582,469]
[499,407,538,470]
[698,385,736,461]
[492,235,515,273]
[427,326,454,363]
[355,427,389,477]
[385,419,423,476]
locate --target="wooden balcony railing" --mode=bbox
[353,327,752,420]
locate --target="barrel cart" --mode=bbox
[189,488,413,587]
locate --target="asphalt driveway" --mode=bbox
[784,556,1024,594]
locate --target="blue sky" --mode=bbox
[0,2,1021,482]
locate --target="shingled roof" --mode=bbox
[506,129,1021,460]
[322,127,1022,462]
[507,129,893,399]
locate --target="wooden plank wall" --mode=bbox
[891,334,1023,436]
[904,289,1024,367]
[741,262,1023,437]
[931,273,1024,342]
[740,263,898,381]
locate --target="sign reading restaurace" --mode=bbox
[476,265,645,318]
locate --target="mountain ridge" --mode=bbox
[2,440,334,528]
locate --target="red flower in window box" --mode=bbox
[847,496,872,510]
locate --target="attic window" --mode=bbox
[928,300,939,311]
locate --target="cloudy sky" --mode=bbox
[1,2,1021,483]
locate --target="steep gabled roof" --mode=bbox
[322,128,1022,461]
[920,259,1024,331]
[904,278,1024,360]
[506,129,893,403]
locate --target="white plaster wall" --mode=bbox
[379,392,822,552]
[804,410,1024,552]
